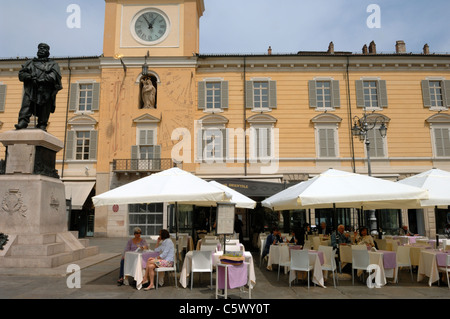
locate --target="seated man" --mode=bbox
[331,224,351,250]
[261,226,282,260]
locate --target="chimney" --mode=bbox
[268,46,272,55]
[369,41,376,54]
[327,42,334,54]
[362,44,368,55]
[396,40,406,53]
[423,44,430,55]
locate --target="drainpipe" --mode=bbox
[243,56,247,176]
[346,55,356,173]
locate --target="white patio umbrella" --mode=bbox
[92,167,231,207]
[208,181,256,209]
[397,168,450,208]
[261,168,429,211]
[92,167,232,237]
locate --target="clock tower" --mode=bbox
[103,0,205,57]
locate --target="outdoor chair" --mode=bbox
[396,245,413,283]
[318,245,338,288]
[289,250,313,289]
[191,251,213,290]
[155,250,178,290]
[312,237,321,250]
[259,237,267,268]
[277,248,291,281]
[351,248,370,285]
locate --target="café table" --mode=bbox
[216,262,251,299]
[417,250,450,286]
[339,245,397,285]
[179,250,256,289]
[406,244,432,266]
[287,248,326,288]
[123,250,160,290]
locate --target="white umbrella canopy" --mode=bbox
[262,168,429,210]
[397,168,450,208]
[92,167,232,207]
[207,181,256,209]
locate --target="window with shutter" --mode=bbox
[434,127,450,157]
[317,128,336,158]
[367,128,386,158]
[356,79,388,110]
[200,127,227,162]
[309,80,340,110]
[198,80,229,111]
[69,82,100,112]
[247,80,277,111]
[0,84,6,112]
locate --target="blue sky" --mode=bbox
[0,0,449,58]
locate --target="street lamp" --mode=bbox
[351,111,388,236]
[351,112,387,176]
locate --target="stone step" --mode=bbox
[18,233,57,245]
[0,246,99,269]
[0,252,75,268]
[10,242,66,257]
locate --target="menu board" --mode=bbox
[216,203,235,235]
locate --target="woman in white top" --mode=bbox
[142,229,175,290]
[354,226,375,248]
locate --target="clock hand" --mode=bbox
[142,15,153,29]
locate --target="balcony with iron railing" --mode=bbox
[112,158,176,173]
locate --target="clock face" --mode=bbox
[132,9,169,44]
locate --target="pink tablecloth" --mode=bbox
[436,251,450,267]
[217,263,248,289]
[378,250,397,269]
[140,251,160,269]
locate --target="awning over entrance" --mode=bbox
[64,181,95,210]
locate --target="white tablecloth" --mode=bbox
[417,250,447,286]
[288,250,326,288]
[179,250,255,289]
[123,251,164,290]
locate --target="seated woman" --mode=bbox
[142,229,175,290]
[354,226,375,248]
[117,227,148,286]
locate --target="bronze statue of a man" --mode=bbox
[15,43,62,131]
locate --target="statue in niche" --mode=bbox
[140,75,157,109]
[15,43,62,131]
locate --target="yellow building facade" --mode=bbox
[1,0,449,240]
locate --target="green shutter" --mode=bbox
[443,80,450,108]
[318,128,335,157]
[355,80,365,107]
[89,131,98,160]
[269,81,277,109]
[69,83,78,111]
[378,80,388,107]
[221,81,229,109]
[221,128,228,159]
[0,84,6,112]
[245,81,254,109]
[308,81,317,108]
[131,145,139,159]
[91,83,100,111]
[332,80,340,108]
[198,81,206,110]
[421,80,431,108]
[435,128,450,157]
[65,131,75,160]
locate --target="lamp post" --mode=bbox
[351,111,387,236]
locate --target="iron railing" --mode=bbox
[112,158,175,173]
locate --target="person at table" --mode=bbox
[398,225,416,236]
[117,227,148,286]
[262,226,282,260]
[354,226,375,248]
[318,222,331,236]
[331,224,351,250]
[142,229,175,290]
[290,227,305,246]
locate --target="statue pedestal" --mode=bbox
[0,129,101,270]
